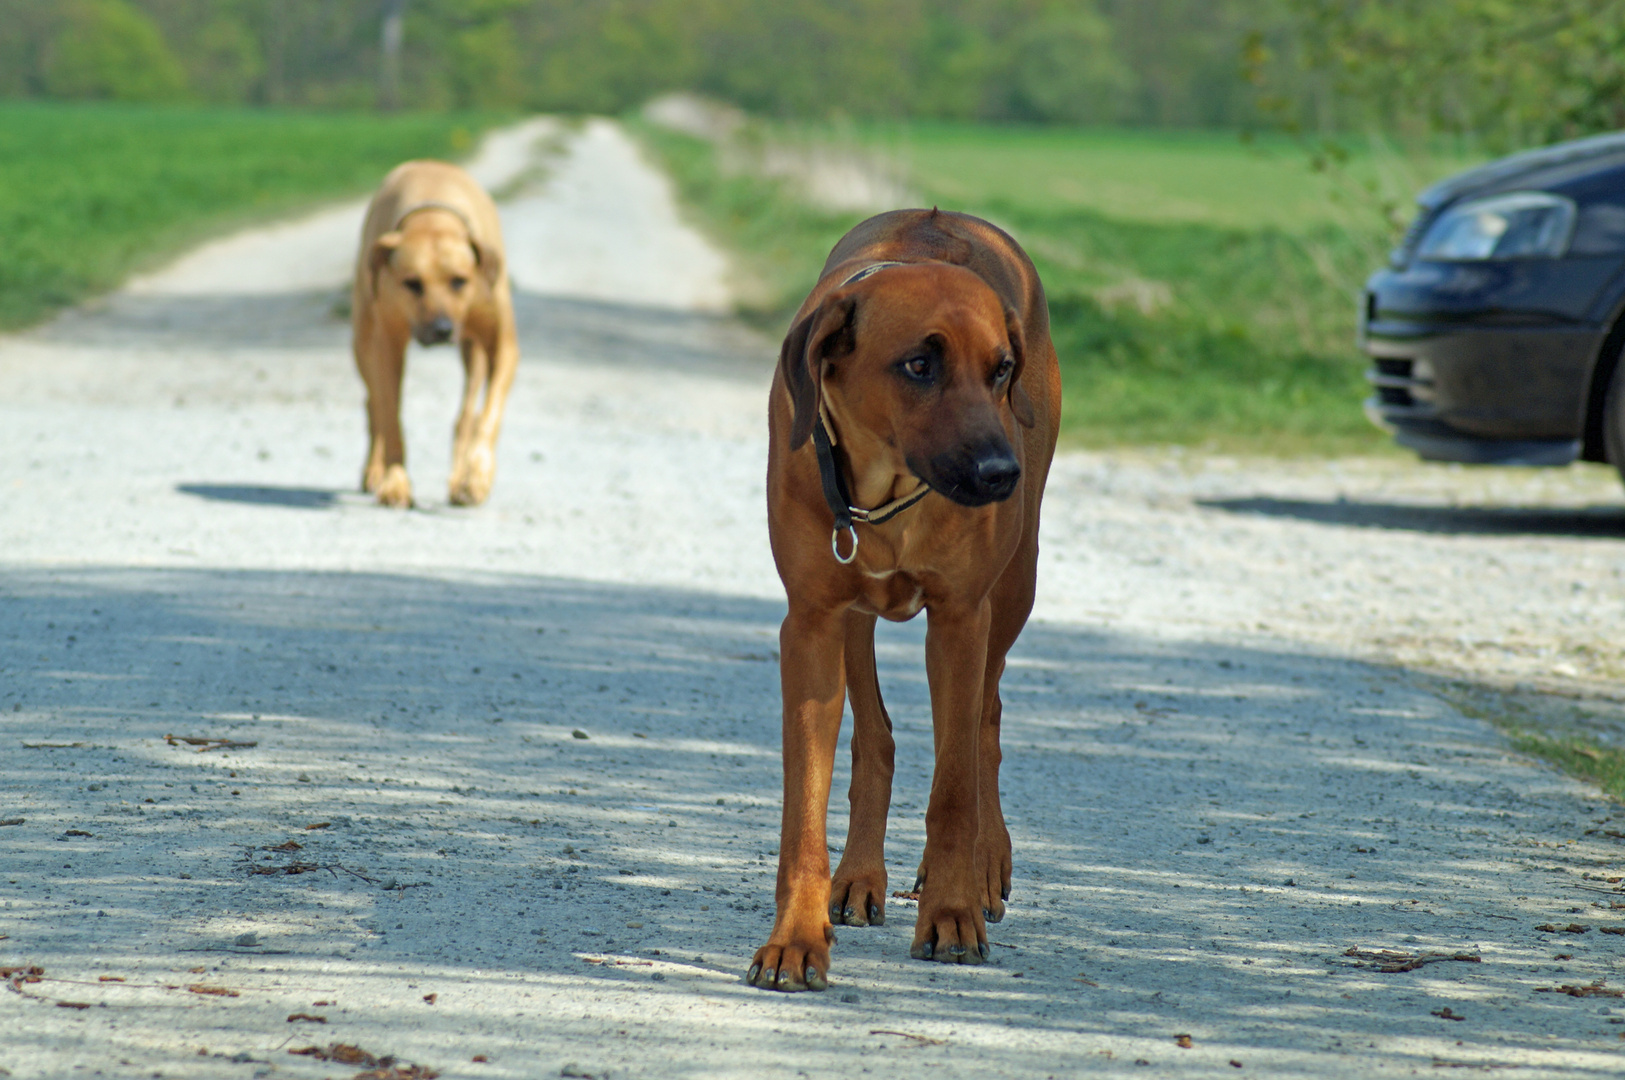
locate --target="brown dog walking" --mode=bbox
[750,209,1061,991]
[352,161,518,508]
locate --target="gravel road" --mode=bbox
[4,119,1625,1080]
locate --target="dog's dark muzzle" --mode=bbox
[921,439,1022,507]
[414,316,455,346]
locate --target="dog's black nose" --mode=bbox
[926,438,1022,506]
[416,316,455,345]
[975,444,1014,487]
[975,448,1021,493]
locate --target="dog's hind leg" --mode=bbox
[971,531,1037,923]
[830,610,894,927]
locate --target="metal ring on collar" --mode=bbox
[831,525,859,564]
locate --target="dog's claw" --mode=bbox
[805,965,828,991]
[912,875,924,893]
[868,902,883,925]
[910,941,934,961]
[747,963,761,984]
[1001,886,1010,901]
[979,942,990,960]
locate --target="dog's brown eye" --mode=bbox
[403,278,424,297]
[902,356,932,380]
[449,277,468,292]
[994,357,1014,382]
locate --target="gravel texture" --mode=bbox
[4,119,1625,1079]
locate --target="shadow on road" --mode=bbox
[1203,495,1625,537]
[176,483,344,510]
[0,567,1616,1074]
[28,288,771,381]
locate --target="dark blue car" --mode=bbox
[1360,132,1625,484]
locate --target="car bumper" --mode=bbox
[1359,270,1604,465]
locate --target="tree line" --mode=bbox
[3,0,1623,146]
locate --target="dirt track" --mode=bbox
[4,119,1625,1079]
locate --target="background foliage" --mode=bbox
[0,0,1294,127]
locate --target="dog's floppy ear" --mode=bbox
[1004,304,1035,428]
[368,232,403,297]
[471,236,503,287]
[780,292,859,450]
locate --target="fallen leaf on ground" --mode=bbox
[188,967,206,974]
[890,890,921,901]
[2,966,44,984]
[288,1044,438,1079]
[63,830,92,837]
[164,734,257,752]
[1535,923,1588,933]
[1432,1007,1466,1021]
[1341,948,1481,973]
[55,1001,92,1009]
[472,1055,488,1063]
[869,1029,946,1047]
[1600,927,1625,935]
[1175,1034,1193,1048]
[287,1013,327,1023]
[305,822,331,830]
[1536,983,1625,998]
[97,976,125,982]
[422,993,437,1004]
[187,984,239,997]
[270,840,303,852]
[0,819,24,827]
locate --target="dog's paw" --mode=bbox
[914,836,1011,924]
[746,924,833,992]
[910,882,987,965]
[829,866,887,926]
[374,464,413,508]
[983,832,1012,924]
[449,446,493,506]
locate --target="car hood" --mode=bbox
[1418,131,1625,210]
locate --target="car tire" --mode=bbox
[1607,360,1625,490]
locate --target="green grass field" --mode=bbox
[639,119,1479,454]
[0,103,495,330]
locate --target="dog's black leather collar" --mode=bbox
[812,411,930,564]
[810,259,929,562]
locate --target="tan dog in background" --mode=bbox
[352,161,518,507]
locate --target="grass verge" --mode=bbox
[0,102,500,330]
[1443,681,1625,802]
[636,117,1479,454]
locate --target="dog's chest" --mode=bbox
[852,568,927,622]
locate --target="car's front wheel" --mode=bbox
[1607,362,1625,490]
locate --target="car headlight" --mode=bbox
[1416,191,1577,261]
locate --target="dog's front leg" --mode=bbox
[448,337,490,504]
[831,609,894,927]
[749,602,846,991]
[912,596,992,964]
[451,317,518,507]
[355,317,412,508]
